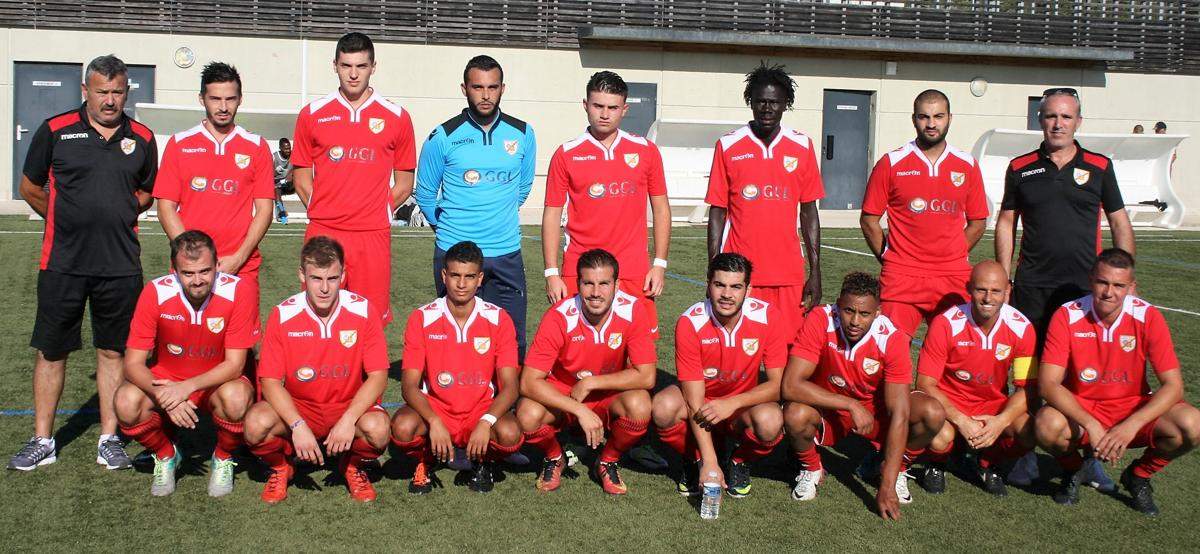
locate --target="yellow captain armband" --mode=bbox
[1012,356,1036,381]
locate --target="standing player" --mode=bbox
[782,272,945,520]
[860,90,988,339]
[416,55,535,355]
[10,55,157,472]
[273,137,293,224]
[155,61,275,305]
[517,249,657,495]
[706,62,823,333]
[114,231,258,496]
[391,241,523,494]
[916,261,1037,497]
[292,32,416,324]
[652,253,788,498]
[1035,249,1200,516]
[243,237,391,503]
[542,70,671,327]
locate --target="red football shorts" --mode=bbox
[880,269,969,337]
[549,378,619,430]
[293,400,387,440]
[180,375,254,413]
[947,396,1008,419]
[430,400,493,448]
[565,275,658,337]
[750,284,806,335]
[305,222,393,324]
[1075,395,1163,449]
[816,407,892,449]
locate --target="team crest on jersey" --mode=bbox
[1079,367,1099,383]
[950,171,966,187]
[829,375,847,388]
[588,183,605,199]
[368,118,385,134]
[166,343,183,356]
[206,317,225,334]
[190,177,207,192]
[505,140,519,156]
[954,369,972,381]
[1120,335,1136,352]
[624,153,639,168]
[995,343,1012,360]
[296,366,316,382]
[1073,168,1090,186]
[464,170,481,185]
[741,184,760,200]
[742,338,759,356]
[577,370,593,380]
[862,358,880,375]
[120,138,136,155]
[783,156,798,173]
[607,333,623,350]
[339,330,358,348]
[474,337,491,355]
[436,371,454,388]
[328,146,344,162]
[703,367,719,379]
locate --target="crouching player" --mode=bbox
[116,230,259,497]
[916,260,1037,496]
[244,236,391,503]
[517,249,657,495]
[652,253,787,498]
[391,241,523,494]
[782,272,945,520]
[1036,249,1200,516]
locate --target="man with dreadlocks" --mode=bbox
[705,62,824,334]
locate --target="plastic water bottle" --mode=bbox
[700,472,722,520]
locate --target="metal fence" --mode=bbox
[1,0,1196,74]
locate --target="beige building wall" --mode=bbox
[0,27,1196,224]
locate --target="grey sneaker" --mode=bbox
[151,449,181,497]
[97,437,132,470]
[8,437,56,471]
[208,456,237,497]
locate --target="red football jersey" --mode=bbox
[917,303,1036,410]
[525,291,657,386]
[545,129,667,280]
[258,289,390,406]
[862,142,989,276]
[705,125,824,286]
[291,90,416,231]
[126,273,260,382]
[790,305,911,412]
[153,125,276,273]
[674,298,789,400]
[1042,295,1180,400]
[402,297,519,418]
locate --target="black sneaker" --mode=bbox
[408,459,433,495]
[726,461,752,498]
[854,449,882,481]
[468,461,495,493]
[980,467,1008,497]
[1120,466,1159,517]
[1053,470,1082,505]
[676,460,700,497]
[922,465,947,494]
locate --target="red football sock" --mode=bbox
[794,445,823,472]
[1057,451,1084,473]
[485,438,523,462]
[600,418,649,463]
[926,442,953,464]
[211,415,244,461]
[348,438,382,466]
[249,436,291,469]
[391,435,432,463]
[657,421,690,457]
[120,411,175,460]
[1132,449,1171,479]
[902,446,925,470]
[980,436,1028,469]
[523,425,563,460]
[732,426,783,464]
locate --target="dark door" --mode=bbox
[126,65,156,118]
[820,90,872,210]
[1027,97,1041,130]
[12,62,82,197]
[621,82,657,136]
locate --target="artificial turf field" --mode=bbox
[1,215,1198,551]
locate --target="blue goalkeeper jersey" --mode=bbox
[415,109,536,256]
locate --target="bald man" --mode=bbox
[915,261,1038,497]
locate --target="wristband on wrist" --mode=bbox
[653,257,668,269]
[479,413,498,426]
[544,267,560,277]
[289,418,306,430]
